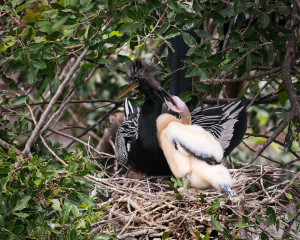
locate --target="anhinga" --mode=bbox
[116,59,174,175]
[115,58,247,176]
[157,95,236,198]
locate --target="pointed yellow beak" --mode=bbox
[117,82,139,99]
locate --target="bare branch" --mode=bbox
[65,102,123,149]
[245,113,294,166]
[22,49,89,154]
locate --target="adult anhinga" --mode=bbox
[115,58,247,176]
[116,59,174,175]
[157,95,236,198]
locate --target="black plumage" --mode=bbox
[116,59,173,175]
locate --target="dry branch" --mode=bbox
[23,49,89,154]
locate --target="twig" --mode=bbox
[40,63,101,134]
[65,102,122,149]
[245,113,293,166]
[48,128,114,158]
[26,103,68,167]
[247,73,280,109]
[220,42,273,80]
[202,67,281,83]
[10,99,117,110]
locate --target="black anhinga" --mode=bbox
[115,59,248,176]
[116,59,174,175]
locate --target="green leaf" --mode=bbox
[165,28,181,39]
[46,31,61,41]
[284,211,297,223]
[7,219,16,231]
[14,196,31,211]
[199,193,204,206]
[209,11,226,23]
[166,0,180,11]
[266,207,276,224]
[284,127,294,152]
[60,202,71,225]
[78,192,96,206]
[194,29,214,41]
[158,22,170,34]
[32,59,47,69]
[246,55,252,71]
[278,90,288,107]
[71,205,80,217]
[13,225,24,235]
[118,23,137,35]
[207,198,222,214]
[13,212,29,218]
[162,232,170,240]
[16,2,31,12]
[182,32,197,47]
[38,20,52,32]
[26,43,44,53]
[0,148,8,159]
[285,192,293,200]
[11,95,28,107]
[52,16,69,30]
[260,13,270,29]
[186,66,209,79]
[67,162,78,175]
[232,219,249,228]
[179,91,192,103]
[51,199,62,211]
[260,232,269,240]
[211,216,223,231]
[0,215,3,227]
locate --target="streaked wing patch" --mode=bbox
[191,99,246,152]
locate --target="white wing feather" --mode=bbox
[164,122,224,163]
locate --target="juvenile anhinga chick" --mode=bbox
[157,96,236,198]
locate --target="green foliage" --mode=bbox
[0,148,114,239]
[165,177,187,200]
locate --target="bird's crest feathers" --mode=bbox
[128,59,162,83]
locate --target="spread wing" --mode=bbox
[191,97,248,157]
[115,98,139,165]
[165,122,224,166]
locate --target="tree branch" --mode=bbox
[245,113,294,166]
[23,49,89,154]
[65,101,123,149]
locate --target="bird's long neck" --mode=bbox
[179,109,191,125]
[138,89,163,149]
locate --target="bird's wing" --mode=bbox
[191,97,248,156]
[115,98,139,165]
[165,122,224,165]
[124,97,139,121]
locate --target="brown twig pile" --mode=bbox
[89,165,299,239]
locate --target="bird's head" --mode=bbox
[118,59,176,105]
[165,95,188,113]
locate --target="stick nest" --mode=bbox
[90,166,298,239]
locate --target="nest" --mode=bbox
[88,166,298,239]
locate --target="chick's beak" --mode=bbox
[117,82,139,99]
[158,87,176,106]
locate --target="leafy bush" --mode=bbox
[0,148,115,239]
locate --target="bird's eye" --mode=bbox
[133,76,140,82]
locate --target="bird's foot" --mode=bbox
[220,184,237,200]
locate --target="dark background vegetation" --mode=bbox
[0,0,299,239]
